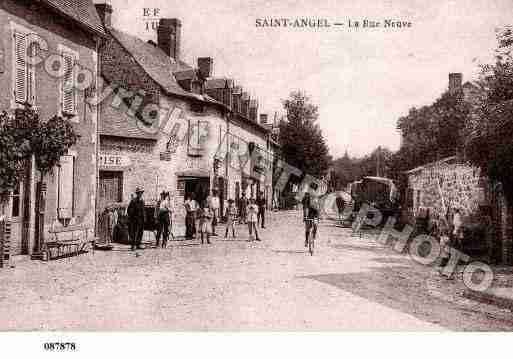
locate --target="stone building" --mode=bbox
[403,73,512,263]
[95,4,274,221]
[0,0,104,257]
[405,156,486,218]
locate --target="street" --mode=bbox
[1,211,512,331]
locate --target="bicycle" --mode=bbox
[304,218,318,256]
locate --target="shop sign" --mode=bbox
[99,153,131,168]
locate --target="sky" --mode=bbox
[99,0,513,158]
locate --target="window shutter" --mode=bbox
[27,42,36,105]
[13,31,27,104]
[58,155,74,219]
[61,52,75,115]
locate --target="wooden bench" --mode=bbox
[44,225,96,261]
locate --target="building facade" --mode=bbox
[0,0,104,256]
[96,4,274,223]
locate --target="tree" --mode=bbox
[467,26,513,201]
[279,91,331,181]
[464,26,513,263]
[396,89,471,173]
[0,108,79,193]
[331,147,395,191]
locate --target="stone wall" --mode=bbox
[407,158,486,217]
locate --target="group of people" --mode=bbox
[126,187,174,251]
[126,187,269,250]
[183,190,267,243]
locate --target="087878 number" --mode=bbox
[43,342,76,351]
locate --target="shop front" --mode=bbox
[98,153,132,209]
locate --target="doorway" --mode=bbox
[183,177,210,205]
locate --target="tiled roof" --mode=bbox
[99,77,159,140]
[404,156,457,174]
[104,28,270,137]
[100,114,160,140]
[41,0,106,36]
[109,28,202,101]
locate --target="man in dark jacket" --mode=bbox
[127,187,145,251]
[256,191,266,229]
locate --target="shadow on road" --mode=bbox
[301,267,513,331]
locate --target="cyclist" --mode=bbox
[304,195,320,248]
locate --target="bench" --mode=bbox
[44,225,96,261]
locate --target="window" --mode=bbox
[58,155,75,220]
[12,27,36,106]
[99,171,123,203]
[59,45,78,116]
[187,119,208,156]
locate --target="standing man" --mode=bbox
[336,193,345,223]
[208,189,220,236]
[239,192,248,224]
[127,187,145,251]
[155,191,172,248]
[256,191,266,229]
[184,193,198,239]
[301,192,311,220]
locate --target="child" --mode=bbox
[198,201,213,244]
[247,198,260,241]
[225,199,237,239]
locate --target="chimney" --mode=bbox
[260,114,268,125]
[448,73,462,95]
[158,18,181,61]
[95,3,113,28]
[198,57,213,79]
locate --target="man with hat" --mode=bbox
[127,187,145,250]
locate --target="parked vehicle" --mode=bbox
[351,176,400,225]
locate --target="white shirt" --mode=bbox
[185,199,198,211]
[159,198,171,211]
[247,204,258,222]
[209,196,220,210]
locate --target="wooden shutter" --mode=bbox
[13,31,27,104]
[61,52,75,115]
[58,155,74,219]
[26,41,35,105]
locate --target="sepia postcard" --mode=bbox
[1,0,513,356]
